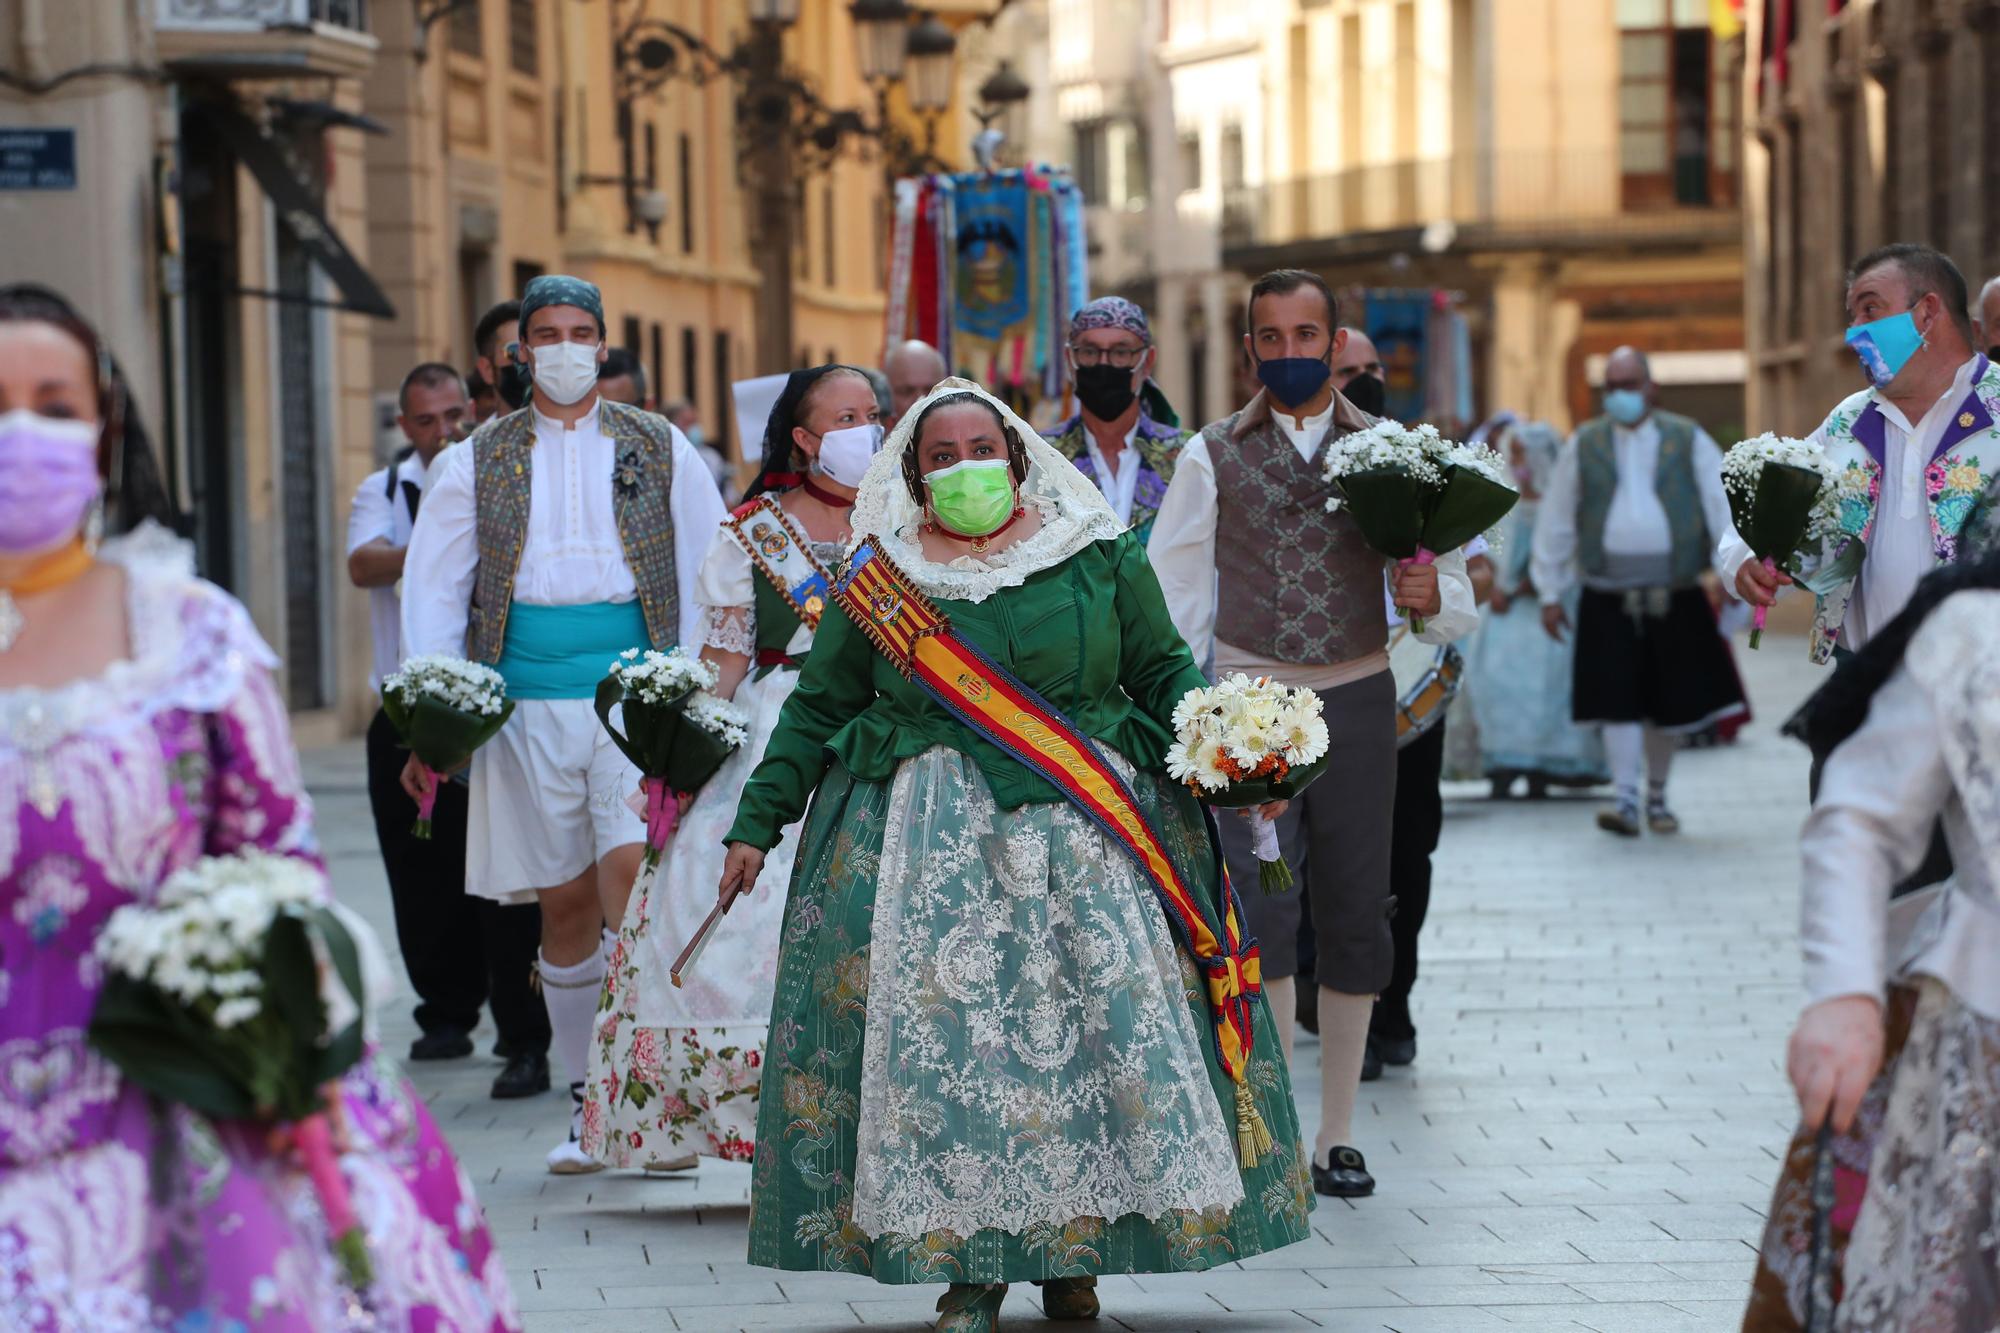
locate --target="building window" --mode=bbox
[1178,131,1201,192]
[678,133,695,254]
[449,0,482,58]
[512,259,543,294]
[682,326,699,413]
[1120,122,1150,207]
[507,0,536,75]
[1074,120,1108,203]
[713,331,733,447]
[623,315,643,359]
[1219,122,1245,192]
[822,180,837,287]
[1617,0,1718,210]
[1340,13,1362,166]
[1987,24,2000,260]
[651,322,664,412]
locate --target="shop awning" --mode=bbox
[192,100,395,319]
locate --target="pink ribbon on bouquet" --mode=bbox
[1396,547,1437,635]
[642,775,680,868]
[409,763,443,839]
[292,1111,372,1286]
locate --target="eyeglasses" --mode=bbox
[1068,343,1150,369]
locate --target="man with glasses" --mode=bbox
[1043,297,1191,545]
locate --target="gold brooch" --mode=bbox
[1960,411,1976,428]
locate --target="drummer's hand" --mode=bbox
[1392,563,1441,617]
[1787,995,1884,1134]
[1255,799,1289,821]
[718,842,765,912]
[1540,603,1569,642]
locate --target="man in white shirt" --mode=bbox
[1534,346,1744,837]
[351,364,535,1070]
[401,276,728,1173]
[1042,297,1191,545]
[1731,245,2000,657]
[1150,269,1478,1201]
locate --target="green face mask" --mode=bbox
[925,457,1017,536]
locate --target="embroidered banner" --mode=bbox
[831,540,1272,1164]
[726,497,833,629]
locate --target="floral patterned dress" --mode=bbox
[583,523,838,1167]
[0,528,518,1332]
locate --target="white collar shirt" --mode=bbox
[1079,420,1143,525]
[1850,356,1984,645]
[345,452,427,691]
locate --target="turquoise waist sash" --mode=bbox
[497,601,651,700]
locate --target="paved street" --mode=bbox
[308,634,1818,1333]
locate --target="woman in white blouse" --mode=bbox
[1743,553,2000,1332]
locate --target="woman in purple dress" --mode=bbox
[0,285,520,1331]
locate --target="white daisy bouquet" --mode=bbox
[1168,674,1333,892]
[380,653,514,837]
[88,852,384,1287]
[596,648,748,868]
[1720,433,1860,648]
[1323,421,1519,632]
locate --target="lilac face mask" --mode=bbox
[0,408,103,553]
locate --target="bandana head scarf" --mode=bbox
[518,275,605,341]
[1067,295,1151,344]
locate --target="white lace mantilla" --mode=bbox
[851,745,1244,1240]
[848,377,1126,604]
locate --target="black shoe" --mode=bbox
[1312,1146,1375,1198]
[1360,1036,1384,1082]
[491,1051,551,1099]
[408,1027,474,1061]
[1376,1032,1417,1067]
[491,1037,512,1059]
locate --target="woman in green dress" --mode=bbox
[716,378,1314,1330]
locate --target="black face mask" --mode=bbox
[1073,363,1140,421]
[1342,372,1387,417]
[496,362,532,411]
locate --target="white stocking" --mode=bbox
[538,948,604,1094]
[1316,987,1375,1160]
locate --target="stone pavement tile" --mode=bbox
[1303,1306,1522,1331]
[598,1280,789,1310]
[1565,1239,1758,1266]
[521,1310,675,1332]
[846,1294,953,1325]
[1201,1273,1402,1313]
[1543,1301,1742,1331]
[1568,1278,1750,1306]
[1110,1312,1319,1332]
[668,1303,863,1329]
[1392,1240,1592,1267]
[1576,1205,1766,1243]
[1655,1258,1759,1284]
[1482,1263,1678,1285]
[1388,1281,1600,1308]
[1303,1264,1501,1290]
[1306,1241,1427,1269]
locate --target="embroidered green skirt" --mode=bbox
[746,746,1315,1285]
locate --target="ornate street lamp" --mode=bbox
[904,15,957,114]
[850,0,915,82]
[747,0,801,23]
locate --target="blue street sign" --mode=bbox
[0,129,76,190]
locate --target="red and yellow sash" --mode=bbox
[832,540,1273,1166]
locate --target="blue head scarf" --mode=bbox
[518,275,604,338]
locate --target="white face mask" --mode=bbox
[529,341,603,406]
[814,423,884,487]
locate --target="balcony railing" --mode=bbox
[1221,149,1739,255]
[156,0,368,34]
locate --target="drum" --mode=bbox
[1386,626,1463,749]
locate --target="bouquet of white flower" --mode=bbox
[1720,433,1868,648]
[595,648,749,867]
[1322,421,1520,632]
[380,653,514,836]
[89,852,385,1288]
[1167,674,1332,891]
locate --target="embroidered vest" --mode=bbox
[1806,360,2000,662]
[1207,411,1385,665]
[464,400,681,665]
[1043,409,1190,546]
[1573,410,1708,589]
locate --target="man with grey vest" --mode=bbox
[1150,269,1479,1199]
[1532,346,1744,837]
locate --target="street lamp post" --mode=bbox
[586,0,1010,373]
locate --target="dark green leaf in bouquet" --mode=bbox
[595,672,739,790]
[264,912,335,1122]
[1731,460,1824,564]
[301,906,369,1087]
[382,692,515,771]
[89,973,263,1120]
[1330,468,1428,560]
[1420,465,1520,556]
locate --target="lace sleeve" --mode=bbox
[702,604,757,656]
